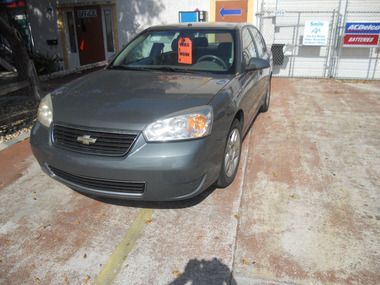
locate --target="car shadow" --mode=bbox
[78,184,218,209]
[167,258,237,285]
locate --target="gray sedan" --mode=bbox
[30,23,272,201]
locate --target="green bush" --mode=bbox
[32,53,60,75]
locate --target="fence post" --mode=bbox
[366,48,374,80]
[289,12,301,77]
[328,10,342,78]
[372,49,379,80]
[324,10,336,78]
[333,0,349,78]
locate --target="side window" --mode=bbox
[125,40,153,63]
[249,27,266,58]
[241,28,258,66]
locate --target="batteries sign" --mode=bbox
[344,22,380,47]
[344,34,379,46]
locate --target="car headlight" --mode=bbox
[37,94,53,127]
[143,106,213,142]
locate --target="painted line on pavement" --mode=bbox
[94,208,153,285]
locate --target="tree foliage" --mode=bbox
[0,16,40,100]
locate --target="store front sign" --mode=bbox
[303,21,329,46]
[77,9,97,18]
[0,0,25,8]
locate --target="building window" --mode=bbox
[103,9,114,52]
[66,11,77,53]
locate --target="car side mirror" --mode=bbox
[245,58,270,71]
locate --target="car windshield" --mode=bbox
[111,29,235,74]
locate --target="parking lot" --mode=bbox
[0,78,379,285]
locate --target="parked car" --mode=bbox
[30,23,272,201]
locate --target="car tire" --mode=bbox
[261,77,271,112]
[216,119,242,188]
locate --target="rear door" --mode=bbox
[74,6,105,65]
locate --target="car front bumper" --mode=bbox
[30,122,223,201]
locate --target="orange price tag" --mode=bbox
[178,37,192,65]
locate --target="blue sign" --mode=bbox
[345,22,380,34]
[179,11,198,23]
[220,7,242,17]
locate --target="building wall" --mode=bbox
[24,0,379,78]
[116,0,210,48]
[27,0,63,63]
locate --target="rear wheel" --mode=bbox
[261,77,271,112]
[216,119,242,188]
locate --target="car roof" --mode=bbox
[147,22,245,31]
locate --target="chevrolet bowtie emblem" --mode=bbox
[77,135,97,145]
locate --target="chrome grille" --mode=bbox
[52,124,137,156]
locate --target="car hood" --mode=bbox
[52,69,231,131]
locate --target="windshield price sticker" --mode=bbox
[178,37,192,65]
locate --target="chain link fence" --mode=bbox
[257,9,380,80]
[334,11,380,79]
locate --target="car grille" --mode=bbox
[49,166,145,194]
[52,125,137,156]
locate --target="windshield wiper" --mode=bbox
[110,65,198,74]
[109,65,150,71]
[148,66,196,73]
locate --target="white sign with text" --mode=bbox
[303,21,329,46]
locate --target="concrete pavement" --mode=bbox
[0,78,379,285]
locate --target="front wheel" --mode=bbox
[216,119,242,188]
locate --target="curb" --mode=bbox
[0,131,30,152]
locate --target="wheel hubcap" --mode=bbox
[224,128,241,177]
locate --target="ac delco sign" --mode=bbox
[345,22,380,34]
[344,22,380,47]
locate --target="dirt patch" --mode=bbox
[0,140,32,189]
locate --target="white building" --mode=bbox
[3,0,378,79]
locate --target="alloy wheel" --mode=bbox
[224,128,241,177]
